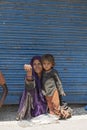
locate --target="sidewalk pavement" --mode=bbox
[0,114,87,130]
[0,104,87,130]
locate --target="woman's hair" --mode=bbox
[30,56,42,67]
[30,55,42,76]
[41,54,55,66]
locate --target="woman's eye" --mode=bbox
[38,63,41,66]
[33,63,41,66]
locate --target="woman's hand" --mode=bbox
[24,64,32,72]
[24,64,33,80]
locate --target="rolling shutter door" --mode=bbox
[0,0,87,104]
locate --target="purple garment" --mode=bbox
[17,56,47,119]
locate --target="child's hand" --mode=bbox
[61,92,66,96]
[24,64,32,72]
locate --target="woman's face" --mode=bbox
[33,59,42,76]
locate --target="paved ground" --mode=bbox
[0,114,87,130]
[0,104,87,130]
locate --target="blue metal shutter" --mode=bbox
[0,0,87,104]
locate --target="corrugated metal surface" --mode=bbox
[0,0,87,104]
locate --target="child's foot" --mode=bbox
[49,111,55,115]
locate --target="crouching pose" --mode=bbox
[41,54,72,119]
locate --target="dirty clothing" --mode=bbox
[42,69,65,96]
[46,89,72,119]
[17,78,47,120]
[42,69,72,119]
[46,89,61,116]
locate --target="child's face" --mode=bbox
[42,60,53,71]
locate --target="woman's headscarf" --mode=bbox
[18,56,47,117]
[30,56,42,77]
[30,56,45,102]
[30,56,42,89]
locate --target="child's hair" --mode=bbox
[41,54,55,66]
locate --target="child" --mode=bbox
[41,54,71,118]
[41,54,65,105]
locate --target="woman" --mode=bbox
[16,56,47,120]
[16,56,72,120]
[0,71,8,108]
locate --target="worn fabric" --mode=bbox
[17,91,33,120]
[42,69,64,96]
[17,56,47,120]
[25,79,35,91]
[46,89,61,116]
[46,89,72,119]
